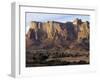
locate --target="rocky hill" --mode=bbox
[26,18,89,50]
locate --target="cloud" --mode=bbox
[26,12,90,27]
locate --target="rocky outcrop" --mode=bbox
[77,21,89,42]
[26,19,89,50]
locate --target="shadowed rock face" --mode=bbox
[26,18,90,67]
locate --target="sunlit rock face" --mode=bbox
[78,22,89,41]
[26,19,89,50]
[44,21,54,40]
[72,18,89,42]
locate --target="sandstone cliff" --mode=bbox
[26,19,89,50]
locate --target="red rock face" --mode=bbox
[26,19,89,50]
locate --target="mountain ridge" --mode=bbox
[26,18,89,50]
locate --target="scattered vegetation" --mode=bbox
[26,49,89,67]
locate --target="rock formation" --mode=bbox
[26,18,90,67]
[26,19,89,50]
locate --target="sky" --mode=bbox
[25,12,90,28]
